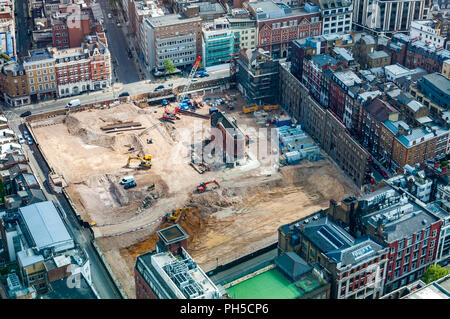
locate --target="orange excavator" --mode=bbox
[196,180,220,193]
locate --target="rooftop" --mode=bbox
[311,54,338,69]
[397,126,437,148]
[385,64,411,76]
[365,98,398,122]
[407,100,424,112]
[23,49,54,64]
[420,73,450,95]
[360,187,440,242]
[145,13,201,28]
[368,50,390,60]
[41,277,97,299]
[249,1,318,21]
[403,275,450,299]
[157,224,189,245]
[18,201,74,252]
[17,248,44,268]
[226,267,325,299]
[137,247,221,299]
[334,70,363,87]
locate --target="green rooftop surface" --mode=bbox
[226,268,324,299]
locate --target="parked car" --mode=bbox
[124,181,137,189]
[20,111,31,117]
[378,169,389,179]
[18,134,25,144]
[116,19,121,27]
[27,137,33,145]
[23,130,30,138]
[154,85,165,92]
[118,92,130,97]
[108,13,112,19]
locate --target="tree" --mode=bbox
[422,265,449,284]
[164,59,175,74]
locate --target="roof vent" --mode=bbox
[422,219,427,225]
[313,215,319,220]
[304,219,309,224]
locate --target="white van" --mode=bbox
[120,175,135,185]
[66,99,81,108]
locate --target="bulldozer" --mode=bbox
[126,155,152,169]
[165,206,195,223]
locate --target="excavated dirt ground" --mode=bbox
[31,91,360,298]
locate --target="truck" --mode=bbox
[263,104,279,111]
[242,104,258,114]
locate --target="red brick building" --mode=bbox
[134,224,222,299]
[51,8,93,49]
[360,98,399,156]
[247,1,321,59]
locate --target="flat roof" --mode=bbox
[226,267,324,299]
[421,73,450,95]
[145,13,201,27]
[385,64,410,76]
[19,201,74,251]
[42,277,97,299]
[157,224,189,245]
[368,50,390,59]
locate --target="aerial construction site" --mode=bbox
[29,89,360,298]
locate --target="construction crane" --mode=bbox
[178,56,202,102]
[162,56,202,121]
[126,155,152,168]
[196,180,220,193]
[165,206,194,223]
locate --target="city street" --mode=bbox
[5,68,230,116]
[98,0,141,84]
[14,0,32,57]
[3,111,122,299]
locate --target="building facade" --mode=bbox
[1,62,30,107]
[236,48,279,105]
[410,72,450,117]
[50,47,91,97]
[247,1,322,59]
[318,0,353,35]
[202,18,234,67]
[353,0,431,34]
[410,20,447,48]
[279,63,373,187]
[228,9,257,53]
[23,49,57,102]
[142,14,202,71]
[278,209,389,299]
[0,3,16,60]
[134,224,222,299]
[355,186,443,293]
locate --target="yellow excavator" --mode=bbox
[126,155,152,169]
[165,206,196,223]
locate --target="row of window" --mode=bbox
[28,69,54,77]
[29,75,55,84]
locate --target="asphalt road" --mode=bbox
[98,0,140,84]
[14,0,32,57]
[4,112,122,299]
[7,68,230,116]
